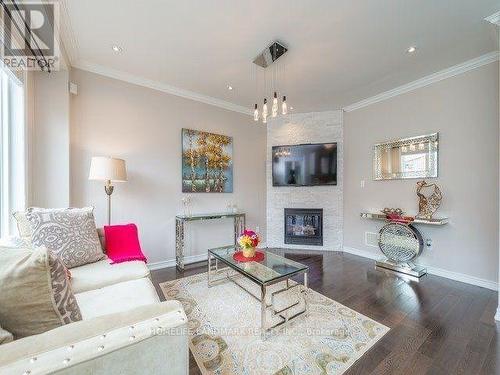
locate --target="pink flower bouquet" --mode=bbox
[237,229,260,257]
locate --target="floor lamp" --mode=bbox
[89,157,127,225]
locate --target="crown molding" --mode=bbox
[73,60,253,116]
[485,11,500,26]
[57,0,249,115]
[343,51,500,112]
[58,0,79,65]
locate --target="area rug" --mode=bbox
[160,273,389,374]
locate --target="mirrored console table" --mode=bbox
[360,212,448,278]
[175,212,246,270]
[360,212,449,226]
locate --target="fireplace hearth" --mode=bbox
[284,208,323,246]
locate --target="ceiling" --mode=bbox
[61,0,499,113]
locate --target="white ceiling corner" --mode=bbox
[343,51,500,112]
[71,60,253,116]
[59,0,251,116]
[60,0,500,114]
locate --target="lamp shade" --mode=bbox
[89,157,127,182]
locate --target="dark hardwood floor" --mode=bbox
[151,250,499,375]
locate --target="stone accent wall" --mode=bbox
[266,111,343,251]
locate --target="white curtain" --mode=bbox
[0,66,25,238]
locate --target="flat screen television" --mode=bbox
[272,143,337,186]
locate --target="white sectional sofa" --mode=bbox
[0,239,188,375]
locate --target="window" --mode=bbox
[0,67,25,238]
[401,153,427,174]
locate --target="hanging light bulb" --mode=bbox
[253,104,259,122]
[272,92,278,117]
[281,96,287,115]
[262,98,268,117]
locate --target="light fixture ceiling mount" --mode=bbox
[253,41,288,68]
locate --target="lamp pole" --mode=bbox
[104,180,114,225]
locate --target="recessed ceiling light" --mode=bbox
[227,85,233,91]
[112,45,122,52]
[407,46,417,53]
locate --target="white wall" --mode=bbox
[70,68,267,265]
[31,70,70,207]
[266,111,343,250]
[344,62,499,287]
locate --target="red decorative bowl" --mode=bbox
[233,250,265,262]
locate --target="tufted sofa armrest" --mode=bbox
[0,301,188,375]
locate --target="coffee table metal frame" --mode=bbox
[207,247,309,340]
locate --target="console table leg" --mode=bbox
[207,252,212,287]
[304,272,309,317]
[233,214,245,245]
[261,285,267,340]
[176,218,185,271]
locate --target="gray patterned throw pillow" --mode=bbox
[26,207,104,268]
[47,249,82,323]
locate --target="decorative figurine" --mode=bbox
[181,195,192,217]
[416,180,442,219]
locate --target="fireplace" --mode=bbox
[284,208,323,246]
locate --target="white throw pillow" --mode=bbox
[12,211,33,246]
[25,207,105,269]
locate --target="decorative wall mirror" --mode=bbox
[373,133,439,180]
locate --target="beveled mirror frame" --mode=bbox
[373,133,439,181]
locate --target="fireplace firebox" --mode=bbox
[284,208,323,246]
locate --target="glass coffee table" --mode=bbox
[207,246,309,339]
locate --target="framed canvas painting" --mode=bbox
[182,128,233,193]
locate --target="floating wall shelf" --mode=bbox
[360,212,449,226]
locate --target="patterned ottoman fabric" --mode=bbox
[26,207,104,269]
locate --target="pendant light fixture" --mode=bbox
[281,96,287,115]
[262,98,268,124]
[272,92,278,117]
[252,41,290,124]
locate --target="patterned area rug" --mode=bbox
[160,273,389,374]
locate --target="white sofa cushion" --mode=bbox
[70,258,150,293]
[76,278,160,319]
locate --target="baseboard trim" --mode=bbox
[342,246,380,261]
[343,246,498,291]
[147,253,208,271]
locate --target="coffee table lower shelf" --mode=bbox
[207,252,309,340]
